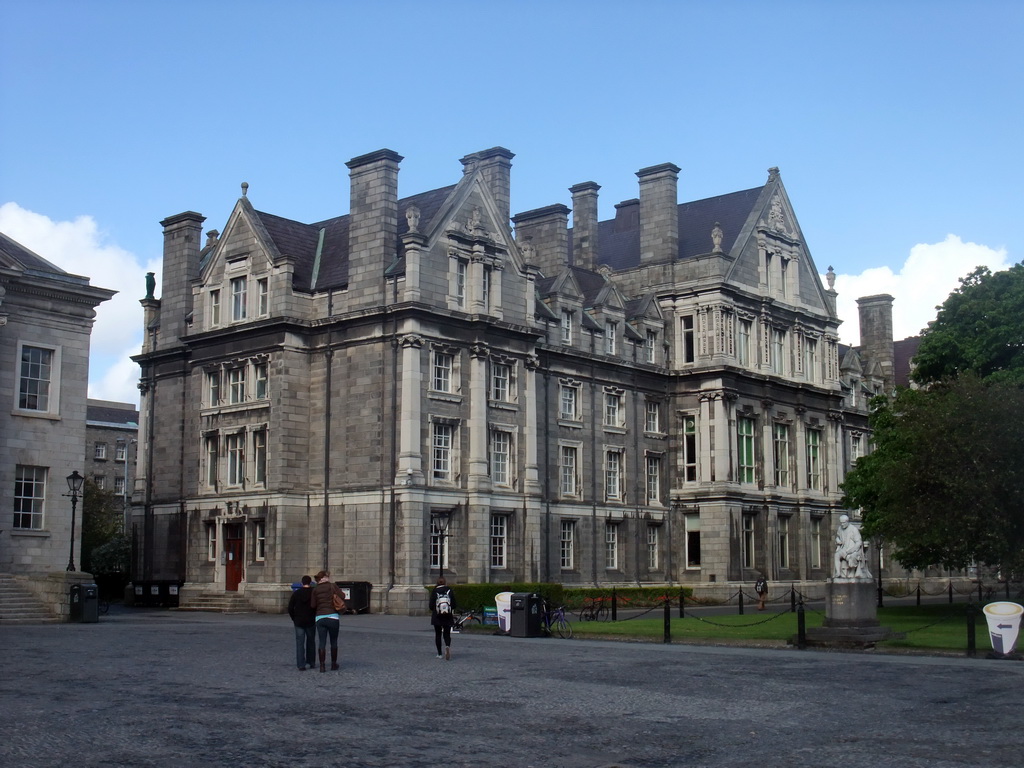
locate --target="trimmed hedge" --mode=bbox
[563,586,692,609]
[424,582,564,611]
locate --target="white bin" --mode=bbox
[495,591,514,633]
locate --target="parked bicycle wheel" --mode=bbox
[554,616,573,639]
[594,604,609,622]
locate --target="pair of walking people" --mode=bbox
[288,571,347,672]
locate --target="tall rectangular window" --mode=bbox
[432,352,454,393]
[226,433,245,485]
[850,434,862,467]
[208,370,221,406]
[231,277,247,321]
[204,435,219,486]
[430,518,449,570]
[207,524,217,561]
[738,417,756,484]
[257,278,269,316]
[605,321,617,355]
[605,522,618,569]
[647,525,660,570]
[742,515,755,569]
[683,415,697,482]
[455,261,467,308]
[605,450,622,500]
[773,423,790,487]
[490,514,507,568]
[432,423,453,481]
[561,310,573,344]
[771,329,786,375]
[114,476,126,495]
[491,363,512,402]
[811,517,822,569]
[482,266,492,312]
[681,315,695,363]
[13,465,46,530]
[644,401,660,433]
[804,337,818,382]
[559,384,579,421]
[490,430,511,486]
[646,455,661,504]
[559,445,578,496]
[254,520,266,561]
[228,367,246,404]
[115,443,127,461]
[779,516,790,569]
[560,520,575,569]
[18,346,52,411]
[94,442,107,460]
[645,329,657,363]
[254,363,268,400]
[94,475,106,490]
[603,392,623,428]
[685,513,701,568]
[737,320,751,367]
[253,428,267,485]
[806,429,821,490]
[210,289,221,326]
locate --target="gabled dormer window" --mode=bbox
[231,277,247,321]
[210,290,221,326]
[561,310,573,345]
[644,330,657,363]
[257,278,269,316]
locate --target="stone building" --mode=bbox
[85,399,139,527]
[131,148,892,614]
[0,231,114,615]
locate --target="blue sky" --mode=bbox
[2,0,1021,404]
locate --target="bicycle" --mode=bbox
[540,600,573,638]
[452,609,481,633]
[577,596,609,622]
[98,599,110,615]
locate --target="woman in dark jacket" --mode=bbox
[309,570,344,672]
[429,576,456,660]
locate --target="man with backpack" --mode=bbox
[430,576,457,660]
[755,573,769,611]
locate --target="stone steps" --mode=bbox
[0,573,58,624]
[177,592,254,614]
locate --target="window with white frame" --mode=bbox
[683,415,697,482]
[605,522,618,569]
[681,315,695,363]
[482,265,492,312]
[811,517,822,569]
[94,475,106,490]
[804,337,818,382]
[17,344,54,412]
[455,260,467,308]
[850,433,862,467]
[230,276,247,321]
[490,429,512,486]
[94,442,107,460]
[254,363,268,400]
[207,370,221,407]
[14,466,46,530]
[490,514,507,568]
[432,422,454,481]
[257,278,269,316]
[779,515,790,569]
[559,444,578,497]
[771,329,786,375]
[644,401,660,433]
[226,433,245,485]
[737,319,752,367]
[742,515,755,569]
[207,523,217,561]
[253,428,267,485]
[604,449,622,500]
[115,443,127,461]
[254,520,266,561]
[114,476,126,495]
[559,382,580,421]
[430,518,448,570]
[645,454,661,504]
[228,367,246,404]
[432,351,454,393]
[685,512,701,568]
[603,390,623,428]
[780,257,789,297]
[560,519,575,569]
[806,429,821,490]
[645,329,657,363]
[647,525,660,570]
[210,289,221,326]
[561,310,573,345]
[204,434,219,486]
[604,321,617,355]
[773,423,790,487]
[738,417,756,484]
[491,362,512,402]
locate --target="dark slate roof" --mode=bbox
[571,186,764,271]
[893,336,922,387]
[86,403,139,427]
[0,230,80,279]
[568,266,610,307]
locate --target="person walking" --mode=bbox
[309,570,344,672]
[287,575,316,671]
[755,572,769,611]
[429,576,456,660]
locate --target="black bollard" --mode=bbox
[797,599,806,650]
[663,598,671,644]
[738,590,744,616]
[949,582,954,604]
[966,603,977,658]
[790,586,796,613]
[916,585,921,607]
[679,589,685,619]
[877,582,884,608]
[611,588,617,622]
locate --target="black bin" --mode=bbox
[334,581,372,613]
[70,584,83,621]
[81,583,99,623]
[510,592,543,637]
[161,581,184,608]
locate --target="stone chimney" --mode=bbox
[570,182,600,270]
[155,211,205,350]
[637,162,680,264]
[857,294,895,392]
[461,147,515,225]
[613,199,640,233]
[346,149,403,308]
[511,204,570,278]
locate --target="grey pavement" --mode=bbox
[1,606,1021,768]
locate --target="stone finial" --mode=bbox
[826,265,836,290]
[711,222,724,254]
[206,230,220,247]
[241,182,249,197]
[767,166,780,181]
[405,205,421,233]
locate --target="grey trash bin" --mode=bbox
[81,583,100,623]
[510,592,543,637]
[69,584,83,622]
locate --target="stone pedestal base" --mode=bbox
[804,580,901,647]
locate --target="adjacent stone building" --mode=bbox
[85,399,139,527]
[131,148,893,614]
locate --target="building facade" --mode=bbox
[85,399,139,529]
[131,148,892,614]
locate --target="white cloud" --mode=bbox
[828,234,1012,345]
[0,202,158,404]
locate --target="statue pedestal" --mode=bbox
[804,580,900,647]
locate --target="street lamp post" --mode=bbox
[65,470,85,572]
[431,510,451,581]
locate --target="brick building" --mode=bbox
[131,148,892,614]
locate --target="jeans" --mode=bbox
[316,617,340,650]
[294,625,315,668]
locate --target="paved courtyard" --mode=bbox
[1,607,1020,768]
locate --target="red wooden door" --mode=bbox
[224,524,244,591]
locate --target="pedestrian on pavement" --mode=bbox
[309,570,344,672]
[429,576,456,660]
[755,572,769,611]
[287,575,316,671]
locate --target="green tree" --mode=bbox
[843,377,1024,572]
[912,263,1024,386]
[81,480,124,574]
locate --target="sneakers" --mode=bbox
[445,646,451,661]
[436,653,443,659]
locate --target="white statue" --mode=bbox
[833,514,871,580]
